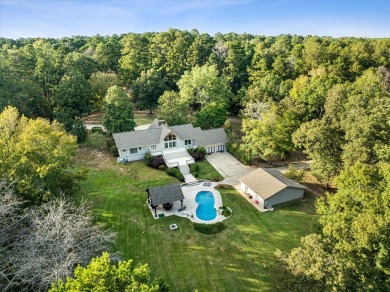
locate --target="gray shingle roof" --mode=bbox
[148,183,184,206]
[159,124,171,141]
[239,168,305,200]
[169,124,199,140]
[112,128,161,149]
[148,118,160,129]
[113,119,228,150]
[194,128,229,147]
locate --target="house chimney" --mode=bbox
[158,120,166,126]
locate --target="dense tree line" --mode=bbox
[1,30,389,290]
[1,31,389,142]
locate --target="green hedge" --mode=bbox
[193,222,226,234]
[166,167,184,182]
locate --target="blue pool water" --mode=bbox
[195,191,217,221]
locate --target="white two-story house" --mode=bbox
[112,119,228,167]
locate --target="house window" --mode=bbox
[165,141,176,149]
[185,139,191,145]
[130,148,138,154]
[164,132,176,141]
[151,145,156,149]
[164,132,177,148]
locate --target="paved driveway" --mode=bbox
[205,152,254,185]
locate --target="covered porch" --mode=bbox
[147,183,185,218]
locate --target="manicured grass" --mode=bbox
[191,160,224,181]
[75,151,317,291]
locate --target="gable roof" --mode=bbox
[148,118,161,129]
[148,183,184,206]
[113,128,161,149]
[169,124,199,140]
[239,168,305,200]
[113,118,228,150]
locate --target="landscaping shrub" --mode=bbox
[216,183,232,189]
[212,175,223,182]
[110,145,118,157]
[197,147,206,156]
[85,132,106,149]
[106,137,115,148]
[187,147,196,156]
[188,147,205,161]
[220,206,233,217]
[143,152,153,165]
[166,167,184,182]
[284,164,306,183]
[149,156,166,169]
[193,222,226,234]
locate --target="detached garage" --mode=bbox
[239,168,305,208]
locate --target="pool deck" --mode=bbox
[148,182,226,224]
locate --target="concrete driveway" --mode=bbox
[205,152,254,185]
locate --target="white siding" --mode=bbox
[240,182,264,207]
[118,146,147,162]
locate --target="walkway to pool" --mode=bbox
[148,182,227,224]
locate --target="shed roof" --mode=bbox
[148,183,184,206]
[239,168,305,200]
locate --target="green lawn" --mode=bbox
[190,160,224,181]
[75,151,317,291]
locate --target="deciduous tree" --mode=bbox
[53,70,93,122]
[157,91,189,126]
[0,106,80,203]
[178,64,232,110]
[50,252,169,292]
[102,85,136,133]
[277,162,390,291]
[88,71,119,109]
[131,69,166,114]
[341,68,390,166]
[194,102,228,130]
[0,195,116,291]
[63,51,97,79]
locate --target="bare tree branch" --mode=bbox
[0,185,117,291]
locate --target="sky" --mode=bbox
[0,0,389,39]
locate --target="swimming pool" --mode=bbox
[195,191,217,221]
